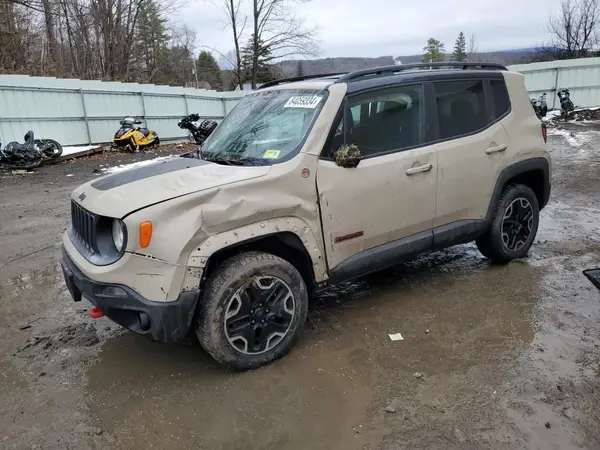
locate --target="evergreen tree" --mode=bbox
[241,37,277,84]
[196,51,223,91]
[422,38,445,63]
[296,60,305,77]
[135,0,169,82]
[452,32,467,61]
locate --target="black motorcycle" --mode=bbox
[0,131,63,169]
[530,93,548,119]
[178,113,218,145]
[557,88,575,121]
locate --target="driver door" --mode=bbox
[316,83,438,281]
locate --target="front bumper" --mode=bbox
[61,249,199,343]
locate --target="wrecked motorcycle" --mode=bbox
[178,113,218,145]
[530,93,548,119]
[0,131,63,169]
[557,88,575,120]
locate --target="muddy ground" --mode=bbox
[0,129,599,450]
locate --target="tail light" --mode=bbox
[541,123,547,143]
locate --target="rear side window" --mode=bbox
[490,79,510,118]
[434,80,487,140]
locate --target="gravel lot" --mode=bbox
[0,129,599,450]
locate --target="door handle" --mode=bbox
[405,164,433,176]
[485,144,507,154]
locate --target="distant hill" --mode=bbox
[395,49,536,65]
[276,56,395,77]
[276,49,536,77]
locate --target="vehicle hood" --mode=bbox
[71,157,271,218]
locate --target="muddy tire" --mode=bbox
[196,251,308,371]
[476,184,540,264]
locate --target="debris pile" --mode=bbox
[567,107,600,122]
[544,107,600,124]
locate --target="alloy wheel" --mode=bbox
[501,197,534,251]
[224,276,295,355]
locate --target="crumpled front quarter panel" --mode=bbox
[126,153,327,298]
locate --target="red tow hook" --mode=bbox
[89,307,104,319]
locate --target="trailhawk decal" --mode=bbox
[283,95,323,109]
[334,230,364,244]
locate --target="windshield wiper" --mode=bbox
[202,154,248,166]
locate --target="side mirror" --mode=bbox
[333,144,362,168]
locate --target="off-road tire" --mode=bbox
[476,184,540,264]
[196,251,308,371]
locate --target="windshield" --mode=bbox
[201,89,328,165]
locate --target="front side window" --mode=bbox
[201,89,327,165]
[329,84,424,158]
[435,80,487,139]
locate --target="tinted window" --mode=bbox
[435,80,487,140]
[490,79,510,118]
[332,85,424,157]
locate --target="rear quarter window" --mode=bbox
[490,79,510,118]
[434,80,487,140]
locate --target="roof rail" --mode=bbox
[335,62,508,83]
[256,73,347,90]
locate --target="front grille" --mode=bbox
[71,200,97,253]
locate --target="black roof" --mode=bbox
[256,62,508,92]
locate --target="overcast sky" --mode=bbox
[178,0,564,59]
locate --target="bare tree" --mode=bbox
[548,0,600,58]
[250,0,319,88]
[220,0,246,89]
[467,33,478,61]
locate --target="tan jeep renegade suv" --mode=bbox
[61,62,551,370]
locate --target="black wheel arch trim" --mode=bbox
[201,231,318,290]
[485,157,551,217]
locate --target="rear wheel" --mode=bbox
[476,184,539,264]
[5,157,42,170]
[196,252,308,371]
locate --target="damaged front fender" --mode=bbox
[186,217,329,283]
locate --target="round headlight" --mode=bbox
[112,219,125,252]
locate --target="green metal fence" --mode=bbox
[508,57,600,110]
[0,75,246,146]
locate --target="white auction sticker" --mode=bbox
[284,95,323,109]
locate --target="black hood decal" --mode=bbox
[91,157,211,191]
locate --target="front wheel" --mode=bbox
[476,184,540,264]
[39,139,63,159]
[196,252,309,371]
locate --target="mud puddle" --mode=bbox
[0,134,599,449]
[83,246,552,450]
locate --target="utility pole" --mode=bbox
[192,59,199,89]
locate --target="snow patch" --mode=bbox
[62,145,101,156]
[101,155,177,174]
[548,128,583,147]
[574,106,600,112]
[546,110,562,118]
